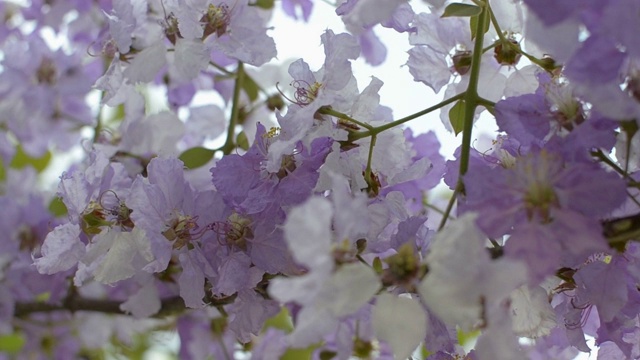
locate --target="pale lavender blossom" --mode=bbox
[418,213,527,332]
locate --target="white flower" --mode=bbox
[418,213,527,332]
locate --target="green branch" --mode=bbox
[439,1,490,228]
[318,107,374,130]
[219,62,245,155]
[349,93,465,142]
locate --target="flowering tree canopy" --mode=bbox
[2,0,640,359]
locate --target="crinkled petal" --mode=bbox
[35,223,84,274]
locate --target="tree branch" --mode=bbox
[14,293,238,319]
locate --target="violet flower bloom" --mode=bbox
[523,0,640,124]
[166,0,277,67]
[266,30,360,173]
[129,157,219,273]
[495,73,619,162]
[380,128,445,213]
[463,147,626,239]
[212,123,332,214]
[336,0,414,65]
[337,0,413,36]
[461,145,625,283]
[35,149,137,280]
[407,11,472,94]
[268,196,380,348]
[211,123,332,275]
[281,0,313,22]
[0,32,100,156]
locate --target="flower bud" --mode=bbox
[494,39,522,66]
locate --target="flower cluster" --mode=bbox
[2,0,640,359]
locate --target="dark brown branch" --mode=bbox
[602,212,640,251]
[14,293,238,319]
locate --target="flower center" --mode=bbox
[162,214,199,249]
[36,57,56,85]
[213,213,253,250]
[515,152,561,222]
[202,4,231,38]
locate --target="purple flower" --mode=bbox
[0,32,100,156]
[522,0,582,27]
[381,129,446,213]
[267,30,360,172]
[128,157,219,273]
[211,123,332,214]
[463,148,626,238]
[282,0,313,22]
[495,74,619,161]
[418,213,527,332]
[167,0,277,66]
[338,0,409,32]
[564,36,626,85]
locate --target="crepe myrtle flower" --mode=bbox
[461,146,626,239]
[127,157,224,273]
[455,143,626,284]
[268,196,381,348]
[406,11,474,93]
[281,0,313,22]
[418,213,527,360]
[495,73,618,160]
[265,30,360,173]
[211,123,332,215]
[0,32,99,156]
[158,0,277,66]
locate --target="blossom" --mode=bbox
[462,147,626,238]
[34,223,85,275]
[129,157,217,273]
[165,0,277,66]
[266,30,360,173]
[268,193,380,347]
[281,0,313,22]
[0,32,100,156]
[418,213,527,332]
[79,226,153,285]
[338,0,409,33]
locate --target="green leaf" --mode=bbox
[442,3,482,17]
[48,197,68,217]
[421,344,432,358]
[0,333,26,354]
[470,10,490,40]
[35,292,51,302]
[106,103,126,125]
[0,156,5,182]
[242,74,260,102]
[253,0,275,9]
[10,145,51,172]
[236,131,250,151]
[178,147,216,169]
[457,328,481,346]
[448,100,466,136]
[280,343,321,360]
[373,257,383,274]
[263,307,294,333]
